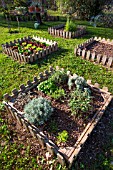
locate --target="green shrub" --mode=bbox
[57,130,68,144]
[65,18,76,32]
[51,70,68,85]
[24,97,53,125]
[69,89,91,118]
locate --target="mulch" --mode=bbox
[86,41,113,58]
[13,85,109,148]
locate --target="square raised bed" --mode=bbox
[74,37,113,68]
[48,24,86,39]
[3,66,112,167]
[2,36,58,63]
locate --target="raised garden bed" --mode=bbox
[3,66,112,167]
[74,37,113,68]
[48,24,86,39]
[2,36,58,63]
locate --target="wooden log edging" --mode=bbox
[3,66,113,167]
[74,36,113,68]
[48,24,86,39]
[1,36,58,64]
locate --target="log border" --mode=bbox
[1,35,58,63]
[74,37,113,68]
[3,66,113,167]
[48,24,87,39]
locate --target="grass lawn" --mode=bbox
[0,12,113,169]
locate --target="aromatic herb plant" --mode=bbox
[51,70,68,85]
[69,89,91,118]
[68,74,88,91]
[24,97,53,125]
[57,130,68,144]
[50,88,65,99]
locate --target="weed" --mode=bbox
[57,130,68,144]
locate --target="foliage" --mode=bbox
[0,116,44,169]
[11,39,48,55]
[57,130,68,143]
[24,97,53,125]
[51,70,68,85]
[38,79,57,95]
[38,70,67,99]
[69,88,91,117]
[68,74,88,91]
[50,88,65,99]
[90,14,113,28]
[49,120,58,133]
[0,12,113,169]
[55,0,111,20]
[38,78,66,99]
[65,18,76,32]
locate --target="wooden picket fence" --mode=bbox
[48,24,86,39]
[2,36,58,63]
[3,66,113,167]
[74,37,113,68]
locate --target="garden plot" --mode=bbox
[74,37,113,68]
[2,36,58,63]
[48,24,86,39]
[3,66,112,167]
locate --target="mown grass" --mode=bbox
[0,12,113,169]
[0,14,113,100]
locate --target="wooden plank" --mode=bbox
[36,133,45,148]
[97,54,102,63]
[28,126,36,138]
[68,95,112,165]
[46,142,54,155]
[86,51,91,60]
[91,52,96,61]
[21,118,30,132]
[82,49,86,59]
[102,55,107,65]
[107,57,113,68]
[57,153,65,166]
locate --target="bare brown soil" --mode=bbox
[1,98,113,169]
[13,85,109,148]
[86,41,113,58]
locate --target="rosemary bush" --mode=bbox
[24,97,53,125]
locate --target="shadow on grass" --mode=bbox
[0,14,65,31]
[30,47,69,67]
